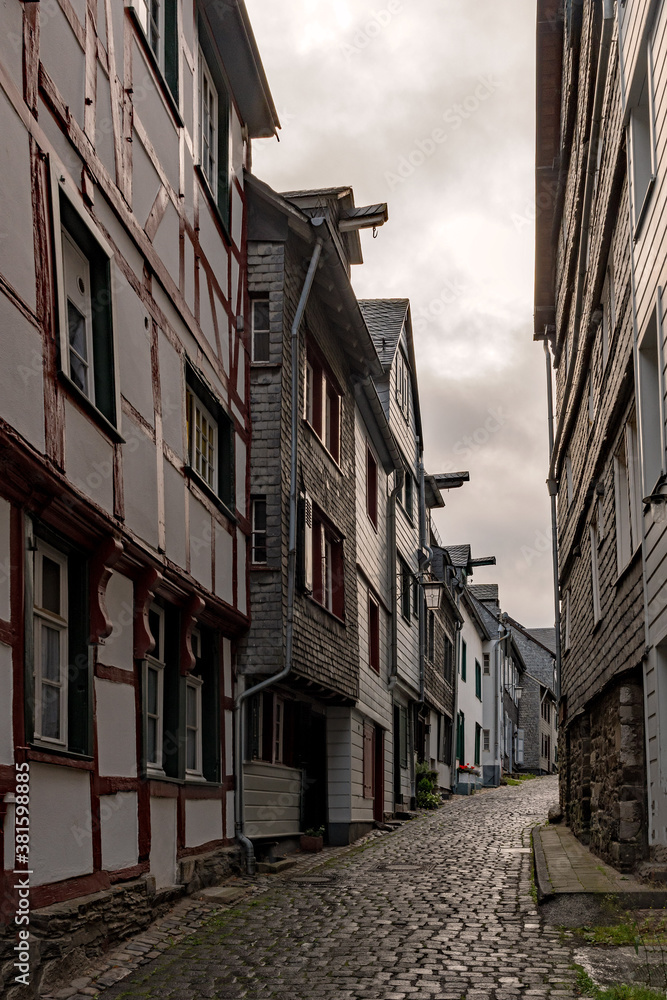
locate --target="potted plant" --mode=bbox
[300,826,325,852]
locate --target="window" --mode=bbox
[474,723,481,767]
[131,0,178,99]
[443,634,454,685]
[144,605,165,773]
[475,659,482,701]
[31,534,90,755]
[614,416,642,571]
[483,652,490,675]
[52,176,118,428]
[368,593,380,673]
[395,349,411,420]
[441,715,453,766]
[461,639,467,682]
[308,506,344,618]
[251,497,268,564]
[185,673,204,778]
[186,365,235,510]
[199,47,218,196]
[399,557,412,621]
[33,542,69,747]
[628,41,656,233]
[400,469,414,521]
[601,259,615,369]
[638,308,665,495]
[304,344,341,463]
[563,589,571,652]
[197,25,231,227]
[398,705,408,769]
[483,728,490,753]
[246,691,293,766]
[590,518,601,625]
[251,299,271,362]
[366,446,378,528]
[456,711,465,762]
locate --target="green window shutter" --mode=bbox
[475,660,482,700]
[216,84,231,230]
[164,0,179,101]
[474,724,481,766]
[461,640,467,681]
[456,711,465,761]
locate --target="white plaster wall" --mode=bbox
[236,526,246,616]
[327,708,351,824]
[40,5,85,126]
[66,401,115,512]
[132,135,162,234]
[189,496,212,592]
[102,571,135,669]
[458,614,485,768]
[0,642,13,764]
[30,764,93,887]
[350,710,374,824]
[0,89,36,310]
[114,271,154,426]
[149,796,178,888]
[95,678,137,778]
[215,524,233,604]
[152,200,180,289]
[0,497,10,621]
[131,42,179,191]
[100,792,139,872]
[0,297,45,452]
[185,798,222,848]
[164,460,187,569]
[0,1,24,96]
[198,199,229,283]
[123,420,159,548]
[158,330,184,458]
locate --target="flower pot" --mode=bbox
[300,835,323,852]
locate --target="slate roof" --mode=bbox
[528,628,557,654]
[358,299,409,369]
[469,583,499,603]
[509,630,555,690]
[445,544,471,569]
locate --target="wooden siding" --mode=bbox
[243,761,302,839]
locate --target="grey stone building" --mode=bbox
[505,621,557,776]
[535,0,647,869]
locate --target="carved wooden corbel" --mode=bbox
[134,567,163,660]
[180,593,205,675]
[89,535,124,645]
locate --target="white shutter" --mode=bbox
[303,493,313,593]
[516,728,524,765]
[129,0,149,35]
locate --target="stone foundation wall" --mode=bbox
[0,846,242,999]
[561,673,647,871]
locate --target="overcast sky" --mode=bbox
[247,0,554,628]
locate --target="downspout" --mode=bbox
[495,625,511,779]
[451,613,462,790]
[548,0,615,484]
[234,229,324,875]
[544,337,562,702]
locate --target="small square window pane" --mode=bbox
[67,302,89,394]
[42,684,61,740]
[147,717,157,764]
[186,729,197,771]
[253,330,270,362]
[41,624,61,681]
[41,557,61,615]
[187,685,197,728]
[147,666,158,716]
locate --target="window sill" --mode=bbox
[614,544,642,588]
[184,465,237,522]
[303,419,342,472]
[250,361,281,370]
[127,7,184,130]
[58,371,124,444]
[306,594,345,627]
[250,563,279,572]
[195,165,231,245]
[633,175,656,243]
[28,745,94,768]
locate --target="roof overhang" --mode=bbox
[199,0,280,139]
[470,556,496,568]
[534,0,563,336]
[353,379,403,475]
[432,471,470,491]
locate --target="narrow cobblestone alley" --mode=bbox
[99,776,577,1000]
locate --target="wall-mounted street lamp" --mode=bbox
[422,581,444,611]
[515,686,523,701]
[643,484,667,525]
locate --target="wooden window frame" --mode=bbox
[475,659,482,701]
[251,299,271,363]
[614,416,642,572]
[33,541,69,749]
[251,496,268,565]
[198,45,219,199]
[312,509,345,620]
[304,343,341,464]
[399,557,412,622]
[483,728,490,753]
[185,669,204,780]
[186,363,235,514]
[144,605,166,775]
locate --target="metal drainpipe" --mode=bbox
[496,626,510,780]
[548,0,615,484]
[451,614,462,791]
[417,455,432,708]
[234,230,324,875]
[544,338,562,702]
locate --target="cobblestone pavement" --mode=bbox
[96,776,577,1000]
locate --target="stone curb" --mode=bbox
[532,824,554,903]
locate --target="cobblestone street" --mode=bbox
[99,776,577,1000]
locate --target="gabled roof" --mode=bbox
[469,583,499,603]
[281,189,387,268]
[200,0,279,139]
[358,299,409,370]
[446,544,472,569]
[528,627,557,655]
